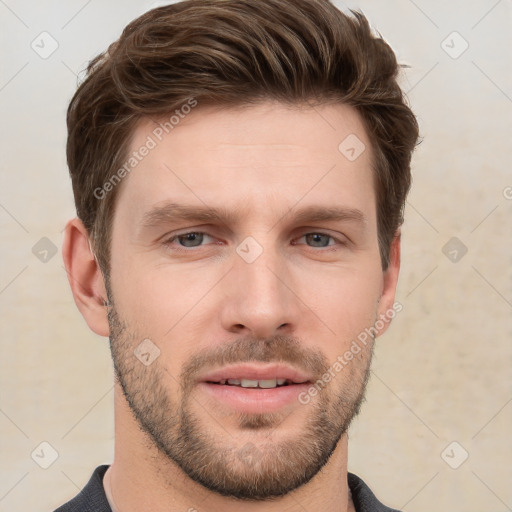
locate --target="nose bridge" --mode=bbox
[222,238,298,336]
[240,245,282,301]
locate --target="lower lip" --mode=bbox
[198,382,311,414]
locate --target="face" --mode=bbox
[105,101,397,500]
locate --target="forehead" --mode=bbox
[136,101,370,161]
[116,101,375,224]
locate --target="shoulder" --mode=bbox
[348,472,402,512]
[53,465,111,512]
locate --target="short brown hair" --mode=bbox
[66,0,419,274]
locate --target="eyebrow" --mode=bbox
[289,205,367,226]
[140,201,367,230]
[140,202,246,228]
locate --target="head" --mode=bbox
[63,0,418,502]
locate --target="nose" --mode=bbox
[220,244,301,339]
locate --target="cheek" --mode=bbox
[109,257,221,370]
[294,263,383,344]
[110,243,196,331]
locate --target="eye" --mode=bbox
[294,232,339,248]
[165,231,214,248]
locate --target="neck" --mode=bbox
[106,384,355,512]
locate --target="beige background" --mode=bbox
[1,0,511,510]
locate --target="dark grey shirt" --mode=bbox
[54,465,401,512]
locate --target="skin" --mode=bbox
[63,101,400,512]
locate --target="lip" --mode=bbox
[197,363,313,414]
[199,363,313,384]
[198,381,312,414]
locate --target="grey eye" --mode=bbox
[177,232,204,247]
[305,233,331,247]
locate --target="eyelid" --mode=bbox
[160,229,348,252]
[164,230,214,244]
[292,230,347,245]
[159,224,215,241]
[161,230,228,255]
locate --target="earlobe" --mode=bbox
[375,231,401,338]
[62,218,110,337]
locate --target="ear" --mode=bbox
[375,230,401,338]
[62,218,110,337]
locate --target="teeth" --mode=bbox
[240,379,259,388]
[258,379,277,388]
[220,378,290,388]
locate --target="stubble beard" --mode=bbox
[107,297,374,501]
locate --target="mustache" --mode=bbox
[179,334,330,391]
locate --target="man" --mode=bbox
[57,0,419,510]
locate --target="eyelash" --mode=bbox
[162,231,345,251]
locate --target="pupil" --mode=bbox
[307,233,329,247]
[179,233,203,247]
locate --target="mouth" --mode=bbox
[206,378,304,389]
[197,364,313,414]
[199,363,312,388]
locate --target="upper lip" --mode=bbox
[199,363,313,384]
